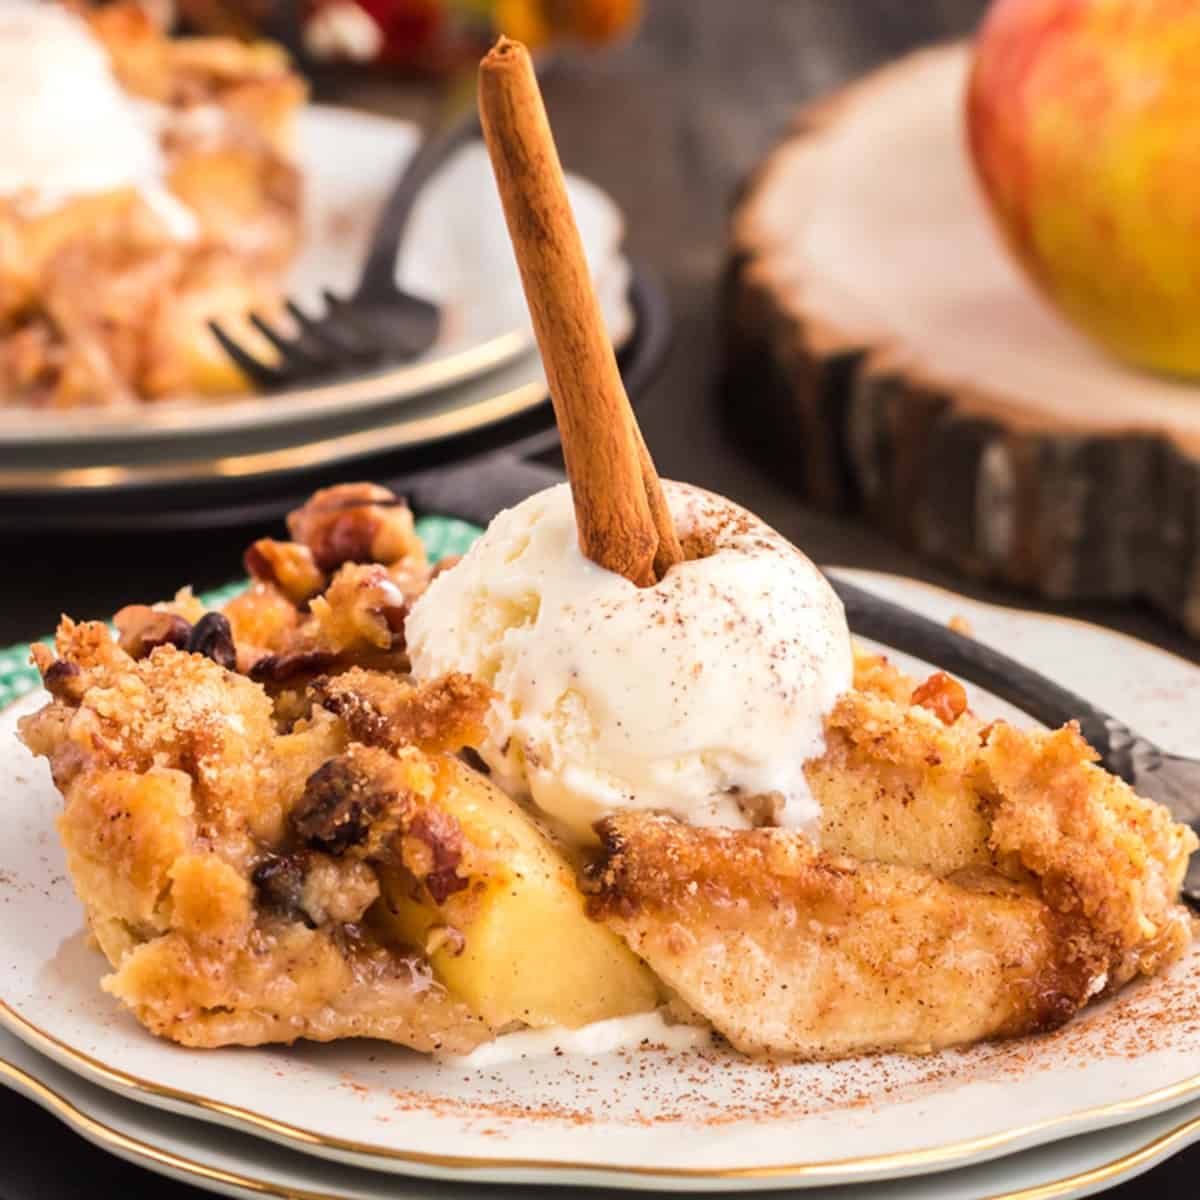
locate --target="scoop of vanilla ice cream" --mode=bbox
[406,481,853,844]
[0,3,192,234]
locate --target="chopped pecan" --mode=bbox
[402,810,467,903]
[187,612,237,671]
[249,648,337,685]
[244,539,326,605]
[309,564,409,653]
[285,482,423,571]
[41,659,86,704]
[291,747,410,857]
[911,672,968,725]
[380,598,409,635]
[113,605,193,660]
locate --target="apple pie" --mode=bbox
[0,2,305,409]
[18,483,1197,1059]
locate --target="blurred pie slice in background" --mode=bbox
[0,2,305,409]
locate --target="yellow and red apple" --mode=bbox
[966,0,1200,376]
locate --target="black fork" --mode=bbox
[832,576,1200,907]
[210,77,481,390]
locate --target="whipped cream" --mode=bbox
[0,3,193,234]
[407,481,853,843]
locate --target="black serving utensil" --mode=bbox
[831,575,1200,906]
[210,76,480,389]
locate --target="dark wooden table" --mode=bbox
[1,3,1194,1196]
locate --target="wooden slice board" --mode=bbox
[723,42,1200,637]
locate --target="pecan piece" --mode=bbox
[41,659,86,704]
[911,671,968,725]
[286,482,422,571]
[248,649,337,686]
[292,747,411,857]
[403,810,468,903]
[244,539,327,605]
[309,564,410,653]
[186,612,237,671]
[113,605,193,660]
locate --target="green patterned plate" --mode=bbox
[0,514,482,711]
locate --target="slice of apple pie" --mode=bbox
[588,663,1196,1057]
[18,482,1197,1060]
[0,2,306,408]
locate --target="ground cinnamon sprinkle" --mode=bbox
[327,947,1200,1135]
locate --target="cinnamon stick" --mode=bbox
[635,427,684,579]
[478,37,682,585]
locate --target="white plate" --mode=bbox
[0,105,632,445]
[2,1025,1199,1200]
[2,570,1199,1191]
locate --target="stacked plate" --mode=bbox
[1,569,1199,1199]
[0,105,645,532]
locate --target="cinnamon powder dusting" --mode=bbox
[333,945,1200,1135]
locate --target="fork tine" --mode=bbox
[247,311,320,370]
[208,320,286,389]
[286,298,348,348]
[287,300,369,360]
[286,299,331,339]
[280,301,350,368]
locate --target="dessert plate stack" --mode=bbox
[1,561,1199,1199]
[0,107,639,530]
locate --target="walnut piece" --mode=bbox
[309,564,408,654]
[285,483,424,571]
[113,605,192,660]
[41,659,86,704]
[244,538,326,605]
[291,745,411,858]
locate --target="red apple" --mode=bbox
[966,0,1200,376]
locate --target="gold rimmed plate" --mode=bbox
[2,570,1199,1190]
[2,1025,1199,1200]
[0,259,669,532]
